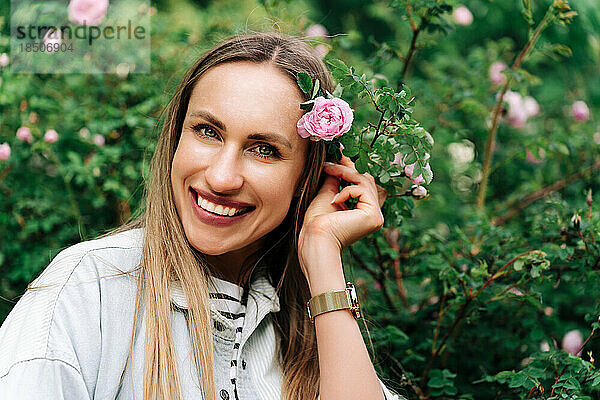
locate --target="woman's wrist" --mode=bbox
[299,239,346,296]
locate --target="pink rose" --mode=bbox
[561,329,583,356]
[297,96,353,141]
[572,101,590,122]
[93,134,105,146]
[305,24,328,40]
[313,44,329,59]
[489,62,508,86]
[16,126,33,143]
[68,0,109,26]
[44,129,59,143]
[404,162,432,184]
[0,53,9,67]
[452,6,473,26]
[0,143,10,160]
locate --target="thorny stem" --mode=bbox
[476,9,553,211]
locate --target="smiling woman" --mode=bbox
[0,32,402,400]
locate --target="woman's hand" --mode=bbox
[297,154,387,279]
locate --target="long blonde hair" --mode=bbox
[113,32,335,400]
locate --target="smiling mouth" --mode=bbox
[190,188,255,217]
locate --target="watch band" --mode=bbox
[306,282,361,322]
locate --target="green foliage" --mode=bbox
[1,0,600,399]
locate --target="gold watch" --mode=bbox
[306,282,361,322]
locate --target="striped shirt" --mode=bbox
[0,228,404,399]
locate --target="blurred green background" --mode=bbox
[1,0,599,398]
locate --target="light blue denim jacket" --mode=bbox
[0,228,403,399]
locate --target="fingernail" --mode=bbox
[330,193,339,204]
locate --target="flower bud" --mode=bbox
[44,129,59,143]
[305,24,328,40]
[571,213,581,230]
[571,101,590,122]
[523,96,540,117]
[79,127,90,139]
[0,53,9,67]
[29,112,39,123]
[0,143,10,160]
[489,62,508,86]
[16,126,33,143]
[540,341,550,352]
[93,134,105,146]
[561,330,583,356]
[411,185,428,198]
[452,5,473,26]
[587,189,592,207]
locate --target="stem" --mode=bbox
[493,159,600,225]
[369,110,386,148]
[401,25,421,81]
[476,10,552,210]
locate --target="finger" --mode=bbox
[331,184,379,213]
[376,184,387,207]
[320,172,341,194]
[323,162,366,186]
[339,154,356,168]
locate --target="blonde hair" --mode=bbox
[113,32,335,400]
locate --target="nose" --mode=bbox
[204,145,244,193]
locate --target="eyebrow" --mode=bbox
[189,110,293,150]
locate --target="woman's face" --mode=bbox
[171,61,308,261]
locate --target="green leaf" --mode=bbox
[379,169,391,184]
[332,83,343,98]
[297,73,313,95]
[356,150,369,173]
[312,78,321,99]
[422,165,433,184]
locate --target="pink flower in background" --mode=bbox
[68,0,109,26]
[42,29,62,53]
[502,90,528,128]
[561,330,583,356]
[571,101,590,122]
[0,53,9,67]
[489,62,508,86]
[297,96,353,141]
[373,281,382,290]
[523,96,540,117]
[404,162,432,184]
[540,341,550,352]
[313,44,329,59]
[0,143,10,160]
[16,127,33,143]
[44,129,59,143]
[93,134,105,146]
[305,24,328,39]
[452,6,473,26]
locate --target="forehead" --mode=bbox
[187,61,307,144]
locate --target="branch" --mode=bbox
[477,9,553,210]
[493,159,600,225]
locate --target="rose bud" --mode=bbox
[572,101,590,122]
[571,213,581,230]
[489,62,508,86]
[16,126,33,143]
[0,143,11,161]
[44,129,59,143]
[561,330,583,356]
[305,24,328,40]
[93,134,105,146]
[411,185,428,198]
[452,5,473,26]
[0,53,9,67]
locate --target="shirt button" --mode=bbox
[219,389,229,400]
[242,359,247,370]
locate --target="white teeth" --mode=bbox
[196,193,246,217]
